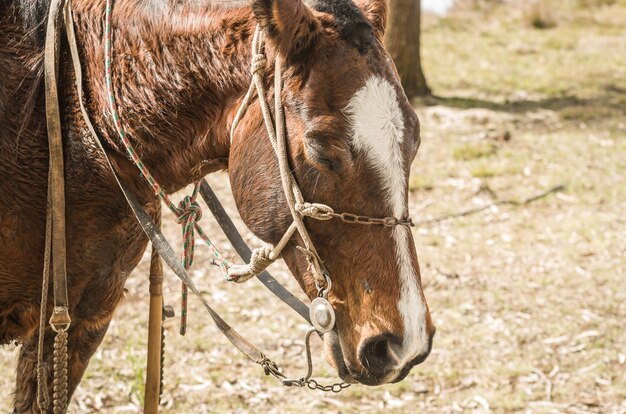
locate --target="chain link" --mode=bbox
[305,379,352,393]
[257,327,351,393]
[327,212,414,227]
[295,202,414,227]
[260,358,351,393]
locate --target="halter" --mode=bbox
[227,25,415,333]
[227,27,332,292]
[228,27,414,319]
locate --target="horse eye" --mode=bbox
[304,142,341,172]
[311,151,339,171]
[316,156,336,171]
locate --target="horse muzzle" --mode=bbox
[324,325,436,386]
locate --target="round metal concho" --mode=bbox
[310,297,336,333]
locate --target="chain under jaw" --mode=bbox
[260,327,350,393]
[258,266,347,392]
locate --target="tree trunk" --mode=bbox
[385,0,431,98]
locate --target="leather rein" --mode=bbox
[40,0,414,411]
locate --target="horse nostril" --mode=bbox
[358,333,401,375]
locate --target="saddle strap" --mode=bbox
[44,0,71,327]
[41,0,72,412]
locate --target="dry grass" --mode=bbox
[523,1,558,29]
[2,2,626,413]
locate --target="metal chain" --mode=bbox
[305,379,352,393]
[260,358,351,393]
[326,212,414,227]
[294,202,413,227]
[258,328,351,393]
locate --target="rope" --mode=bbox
[177,183,202,335]
[105,0,231,334]
[226,221,298,283]
[226,245,274,283]
[229,26,329,285]
[52,329,69,414]
[37,362,51,411]
[295,202,335,221]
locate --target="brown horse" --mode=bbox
[0,0,435,410]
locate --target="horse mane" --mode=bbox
[17,0,51,46]
[7,0,368,138]
[2,0,51,144]
[14,0,368,48]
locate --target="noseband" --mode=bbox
[229,27,414,332]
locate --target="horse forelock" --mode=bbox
[306,0,366,25]
[306,0,373,45]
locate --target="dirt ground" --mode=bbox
[1,1,625,413]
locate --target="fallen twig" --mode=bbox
[416,184,565,225]
[532,368,553,402]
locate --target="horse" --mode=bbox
[0,0,436,411]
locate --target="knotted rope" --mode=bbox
[224,199,336,283]
[37,202,52,412]
[228,26,332,286]
[36,362,51,411]
[226,202,334,283]
[227,244,274,283]
[295,202,335,221]
[176,184,202,335]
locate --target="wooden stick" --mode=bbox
[416,184,565,225]
[144,207,163,414]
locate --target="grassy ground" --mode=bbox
[2,1,625,412]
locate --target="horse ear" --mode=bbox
[252,0,321,64]
[354,0,388,39]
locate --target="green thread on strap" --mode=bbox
[104,0,234,334]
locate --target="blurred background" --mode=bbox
[1,0,625,412]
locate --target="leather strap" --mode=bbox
[63,0,310,364]
[198,181,312,324]
[44,0,71,329]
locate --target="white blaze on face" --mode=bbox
[345,75,428,367]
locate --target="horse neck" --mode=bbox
[73,0,257,192]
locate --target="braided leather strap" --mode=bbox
[52,329,69,414]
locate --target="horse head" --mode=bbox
[229,0,435,386]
